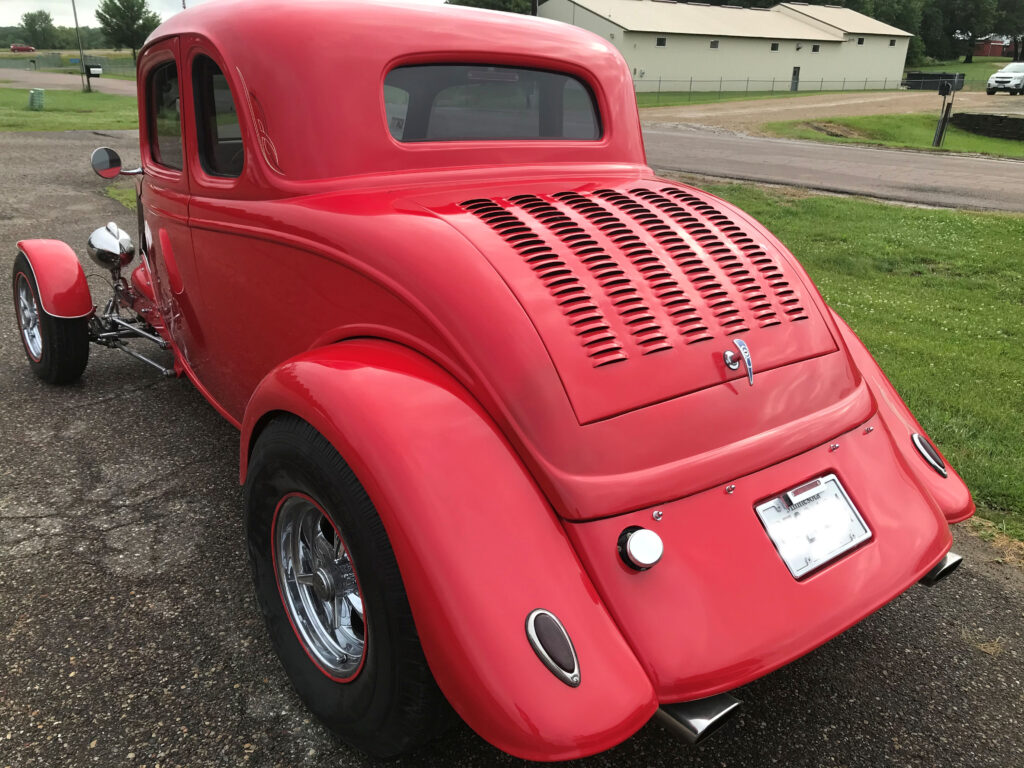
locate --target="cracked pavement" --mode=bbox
[1,130,1022,767]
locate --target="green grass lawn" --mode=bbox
[692,180,1024,540]
[637,89,874,109]
[762,113,1024,158]
[906,56,1012,91]
[0,86,137,131]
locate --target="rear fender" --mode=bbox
[832,310,974,523]
[16,239,93,318]
[240,340,657,761]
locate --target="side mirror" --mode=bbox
[91,147,143,178]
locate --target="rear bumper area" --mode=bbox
[564,417,956,702]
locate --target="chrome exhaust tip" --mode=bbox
[654,693,742,746]
[920,551,963,587]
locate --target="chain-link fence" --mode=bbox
[633,73,992,105]
[0,53,62,70]
[0,53,136,77]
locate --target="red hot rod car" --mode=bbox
[12,0,973,761]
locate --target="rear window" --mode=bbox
[384,65,601,142]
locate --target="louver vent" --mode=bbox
[461,198,628,367]
[461,185,814,358]
[651,187,809,323]
[450,182,836,423]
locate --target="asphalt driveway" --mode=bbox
[1,130,1022,768]
[644,125,1024,212]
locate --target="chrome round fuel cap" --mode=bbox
[618,526,664,570]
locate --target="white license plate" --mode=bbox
[755,474,871,579]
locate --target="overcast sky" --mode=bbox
[1,0,444,28]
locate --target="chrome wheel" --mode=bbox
[274,494,366,679]
[16,274,43,361]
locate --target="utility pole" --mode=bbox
[70,0,90,93]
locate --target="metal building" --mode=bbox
[538,0,911,92]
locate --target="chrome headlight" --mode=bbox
[87,222,135,270]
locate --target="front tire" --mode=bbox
[12,252,89,384]
[245,416,451,758]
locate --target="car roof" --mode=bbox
[143,0,645,182]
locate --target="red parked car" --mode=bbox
[11,0,973,761]
[9,43,36,52]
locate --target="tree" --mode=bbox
[996,0,1024,59]
[20,10,58,48]
[445,0,534,14]
[919,1,954,59]
[872,0,926,37]
[95,0,161,62]
[944,0,997,61]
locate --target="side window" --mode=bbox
[149,61,182,170]
[193,55,244,177]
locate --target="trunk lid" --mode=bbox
[437,180,838,424]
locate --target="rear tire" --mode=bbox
[12,252,89,385]
[245,416,452,758]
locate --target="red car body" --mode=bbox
[14,0,973,761]
[10,44,36,52]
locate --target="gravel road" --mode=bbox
[1,130,1022,768]
[641,89,1024,133]
[0,69,137,97]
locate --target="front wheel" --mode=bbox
[986,88,996,95]
[12,252,89,384]
[245,416,452,758]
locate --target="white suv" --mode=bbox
[986,62,1024,94]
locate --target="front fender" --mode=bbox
[240,340,657,761]
[16,239,93,318]
[832,310,974,523]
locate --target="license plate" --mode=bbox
[755,474,870,579]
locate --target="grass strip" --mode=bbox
[105,184,137,210]
[637,89,878,109]
[762,112,1024,159]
